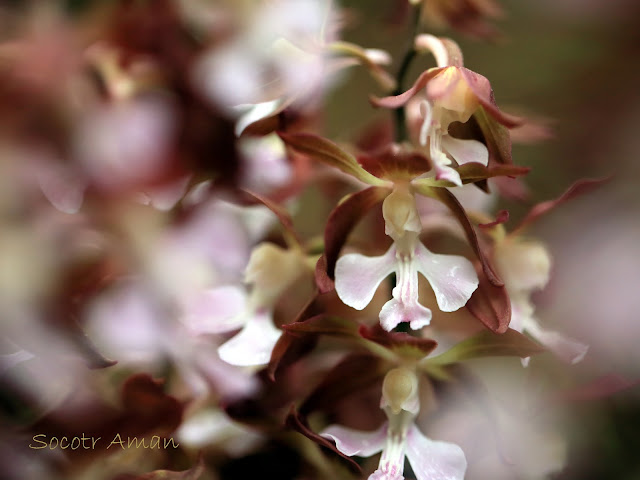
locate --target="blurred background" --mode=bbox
[0,0,639,479]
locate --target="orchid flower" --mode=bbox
[183,242,310,366]
[194,0,394,136]
[493,238,588,365]
[279,128,528,333]
[373,35,521,187]
[336,186,478,331]
[322,367,467,480]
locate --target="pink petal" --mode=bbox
[321,423,387,457]
[459,67,522,128]
[526,320,589,365]
[434,165,462,186]
[37,164,85,214]
[414,244,479,312]
[425,68,461,102]
[218,310,281,366]
[380,298,432,332]
[441,135,489,167]
[335,246,396,310]
[370,68,444,109]
[182,286,248,335]
[405,425,467,480]
[138,175,191,211]
[1,349,35,375]
[235,98,288,137]
[369,469,404,480]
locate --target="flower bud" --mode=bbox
[382,367,419,415]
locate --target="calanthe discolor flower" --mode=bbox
[323,368,467,480]
[335,187,478,331]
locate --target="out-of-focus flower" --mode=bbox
[177,408,264,455]
[492,234,588,366]
[238,133,293,194]
[323,367,467,480]
[87,281,258,400]
[184,242,311,366]
[194,0,394,136]
[336,187,478,331]
[410,0,503,39]
[426,359,569,480]
[74,96,178,193]
[194,0,333,133]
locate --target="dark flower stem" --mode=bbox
[393,5,421,142]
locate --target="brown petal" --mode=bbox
[318,186,391,292]
[359,324,438,359]
[460,67,523,128]
[513,177,610,234]
[278,132,388,186]
[465,262,511,333]
[285,406,362,473]
[478,209,510,229]
[412,184,504,286]
[357,146,431,181]
[370,68,445,109]
[235,189,301,246]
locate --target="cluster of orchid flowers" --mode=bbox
[0,1,601,479]
[198,31,589,479]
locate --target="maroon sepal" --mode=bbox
[234,189,301,245]
[465,262,511,333]
[513,177,611,234]
[359,324,438,359]
[370,68,444,109]
[550,374,640,404]
[357,146,431,181]
[458,68,522,128]
[479,209,509,229]
[267,294,322,381]
[299,354,386,416]
[285,406,362,474]
[283,314,360,337]
[423,187,504,287]
[318,185,391,292]
[457,163,530,183]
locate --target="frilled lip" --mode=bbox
[320,422,468,480]
[334,241,479,330]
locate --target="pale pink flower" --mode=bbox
[335,188,478,331]
[323,368,467,480]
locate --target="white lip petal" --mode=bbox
[182,286,248,335]
[414,243,479,312]
[524,317,589,365]
[218,310,281,366]
[435,164,462,187]
[405,424,467,480]
[442,135,489,167]
[321,423,387,458]
[335,245,396,311]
